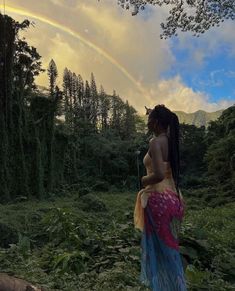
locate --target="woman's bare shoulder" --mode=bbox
[149,135,167,145]
[149,136,168,155]
[149,137,162,149]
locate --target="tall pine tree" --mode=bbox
[47,59,58,97]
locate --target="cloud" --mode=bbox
[226,70,235,78]
[5,0,235,115]
[18,1,174,101]
[172,19,235,67]
[51,0,78,7]
[192,69,225,89]
[135,75,234,114]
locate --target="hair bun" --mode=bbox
[154,104,165,110]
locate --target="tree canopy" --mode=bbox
[117,0,235,38]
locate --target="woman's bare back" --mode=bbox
[148,135,169,163]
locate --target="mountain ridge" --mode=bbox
[141,109,225,127]
[173,109,224,127]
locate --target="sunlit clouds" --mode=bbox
[1,0,234,114]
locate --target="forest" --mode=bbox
[0,13,234,290]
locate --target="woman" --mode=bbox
[134,104,187,290]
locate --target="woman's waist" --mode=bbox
[139,183,178,209]
[145,178,177,193]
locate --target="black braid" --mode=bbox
[169,112,180,193]
[149,105,180,194]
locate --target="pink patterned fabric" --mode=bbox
[145,189,185,250]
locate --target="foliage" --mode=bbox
[47,59,58,96]
[0,193,234,290]
[79,193,108,212]
[206,105,235,144]
[179,123,207,177]
[0,222,18,248]
[203,105,235,204]
[117,0,235,38]
[0,14,58,200]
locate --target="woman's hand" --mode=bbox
[138,188,146,195]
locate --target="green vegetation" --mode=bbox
[0,192,234,290]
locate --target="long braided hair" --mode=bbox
[148,105,180,194]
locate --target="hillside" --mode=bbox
[141,109,224,128]
[174,109,224,127]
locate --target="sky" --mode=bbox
[1,0,235,115]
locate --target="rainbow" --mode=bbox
[0,4,151,100]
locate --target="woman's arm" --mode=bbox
[141,138,165,187]
[141,173,164,187]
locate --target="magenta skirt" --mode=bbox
[140,189,187,290]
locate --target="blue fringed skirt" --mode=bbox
[139,190,187,291]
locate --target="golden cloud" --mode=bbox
[3,0,234,114]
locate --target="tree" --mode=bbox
[121,100,137,139]
[0,14,16,199]
[179,123,207,177]
[204,105,235,203]
[84,80,91,123]
[90,72,99,129]
[13,37,44,97]
[62,67,73,129]
[99,85,110,131]
[205,105,235,146]
[116,0,235,38]
[47,59,58,97]
[77,74,84,107]
[110,90,124,136]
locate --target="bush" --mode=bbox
[182,175,207,189]
[80,194,107,212]
[92,180,110,192]
[125,175,139,191]
[0,223,18,248]
[78,187,91,197]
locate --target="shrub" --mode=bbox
[80,194,107,212]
